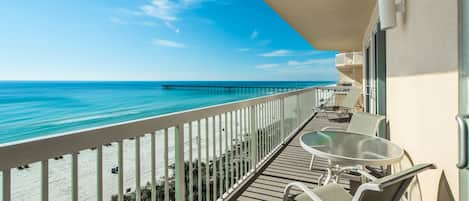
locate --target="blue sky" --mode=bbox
[0,0,338,81]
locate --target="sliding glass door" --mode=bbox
[365,23,387,139]
[365,47,372,113]
[374,23,387,139]
[458,0,469,199]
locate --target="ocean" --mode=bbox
[0,81,333,144]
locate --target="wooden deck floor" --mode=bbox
[231,115,352,201]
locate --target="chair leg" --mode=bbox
[318,172,325,186]
[309,155,316,170]
[323,168,332,185]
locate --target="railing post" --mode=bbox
[188,122,193,201]
[117,142,124,201]
[150,133,156,201]
[296,94,301,125]
[281,98,285,144]
[175,124,186,201]
[1,169,10,201]
[250,105,257,171]
[135,136,141,201]
[97,146,103,201]
[72,153,78,201]
[41,160,49,201]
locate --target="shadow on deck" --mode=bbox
[230,115,352,201]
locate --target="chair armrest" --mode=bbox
[337,166,378,181]
[283,182,324,201]
[353,169,378,181]
[320,127,346,132]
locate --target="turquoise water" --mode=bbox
[0,81,333,143]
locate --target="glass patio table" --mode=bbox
[300,130,404,185]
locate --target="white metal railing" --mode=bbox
[0,86,342,201]
[313,86,353,109]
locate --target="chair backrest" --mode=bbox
[338,88,362,109]
[346,112,385,136]
[353,163,435,201]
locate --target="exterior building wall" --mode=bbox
[362,0,459,200]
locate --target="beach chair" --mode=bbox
[314,87,362,119]
[284,163,435,201]
[309,112,386,171]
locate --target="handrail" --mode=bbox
[456,114,469,169]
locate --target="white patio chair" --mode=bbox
[284,163,435,201]
[314,87,362,119]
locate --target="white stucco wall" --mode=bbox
[363,0,459,200]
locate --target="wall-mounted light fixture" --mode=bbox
[378,0,406,30]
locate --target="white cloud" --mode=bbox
[258,40,271,47]
[256,63,279,69]
[140,0,215,32]
[287,58,335,66]
[141,0,213,22]
[115,8,145,16]
[259,49,335,57]
[152,39,186,48]
[141,0,179,21]
[250,30,259,40]
[259,50,292,57]
[237,48,250,52]
[256,58,335,73]
[110,17,128,25]
[165,21,180,33]
[141,21,158,27]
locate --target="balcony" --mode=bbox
[0,86,354,201]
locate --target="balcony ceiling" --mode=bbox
[264,0,375,52]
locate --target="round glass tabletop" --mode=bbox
[300,131,404,166]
